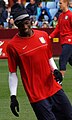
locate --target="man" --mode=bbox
[26,0,37,16]
[6,3,72,120]
[49,0,72,78]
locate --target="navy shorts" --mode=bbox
[31,89,72,120]
[59,44,72,70]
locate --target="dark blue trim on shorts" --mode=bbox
[59,44,72,70]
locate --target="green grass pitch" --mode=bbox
[0,59,72,120]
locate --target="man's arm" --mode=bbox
[9,72,18,96]
[49,57,58,71]
[9,72,19,117]
[49,57,63,84]
[49,24,60,39]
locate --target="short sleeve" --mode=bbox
[6,44,18,72]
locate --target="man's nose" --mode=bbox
[23,24,28,28]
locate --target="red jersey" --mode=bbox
[50,10,72,45]
[7,30,61,103]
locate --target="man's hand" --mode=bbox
[54,69,63,83]
[49,36,51,39]
[10,95,19,117]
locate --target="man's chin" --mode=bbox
[60,8,62,10]
[24,29,29,33]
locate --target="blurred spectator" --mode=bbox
[26,0,37,16]
[0,22,4,29]
[35,1,52,27]
[51,16,58,28]
[55,8,62,19]
[31,21,38,28]
[34,1,42,27]
[10,0,25,14]
[13,0,20,4]
[41,21,49,28]
[30,15,38,28]
[3,0,8,7]
[0,0,8,28]
[8,15,16,28]
[10,0,25,28]
[0,0,6,9]
[69,0,72,11]
[12,0,24,7]
[38,8,52,22]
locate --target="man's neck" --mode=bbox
[63,7,68,12]
[18,30,34,37]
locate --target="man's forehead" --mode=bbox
[59,0,62,2]
[59,0,63,3]
[22,18,30,22]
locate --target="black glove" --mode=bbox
[54,69,63,83]
[10,95,19,117]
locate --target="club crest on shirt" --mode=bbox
[39,37,46,43]
[65,15,68,20]
[68,39,71,42]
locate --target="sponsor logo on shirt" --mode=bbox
[65,15,68,20]
[39,37,46,44]
[22,45,27,50]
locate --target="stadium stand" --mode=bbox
[25,1,46,8]
[42,2,46,8]
[57,1,60,9]
[46,2,56,9]
[49,8,58,19]
[55,0,59,2]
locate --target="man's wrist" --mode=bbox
[11,95,16,101]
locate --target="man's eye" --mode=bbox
[26,22,29,24]
[59,2,62,4]
[23,22,29,24]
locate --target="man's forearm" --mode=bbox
[49,57,58,72]
[9,72,18,96]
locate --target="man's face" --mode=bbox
[30,0,35,5]
[59,0,68,10]
[18,19,31,34]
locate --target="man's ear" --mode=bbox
[14,20,22,27]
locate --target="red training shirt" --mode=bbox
[50,10,72,45]
[7,30,62,103]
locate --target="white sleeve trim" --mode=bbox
[9,72,18,96]
[49,57,58,71]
